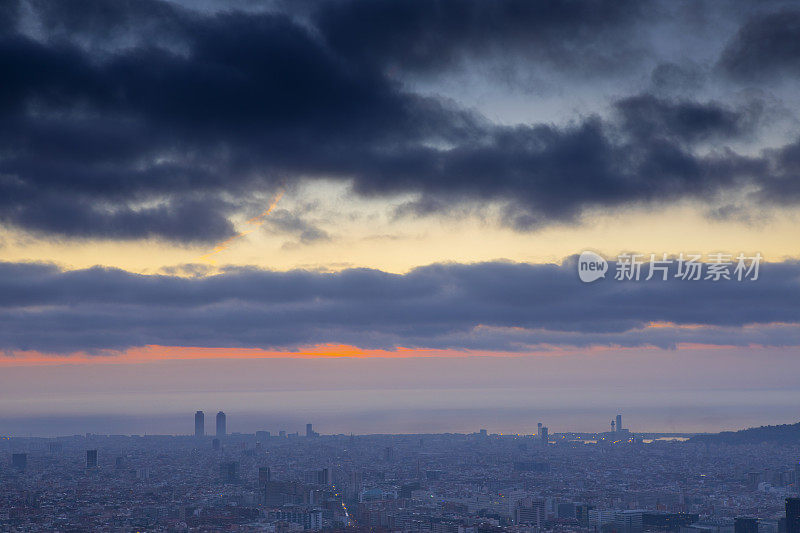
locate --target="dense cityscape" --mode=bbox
[2,413,799,532]
[4,0,800,531]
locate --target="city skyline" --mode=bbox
[2,407,796,440]
[2,343,799,435]
[3,1,800,530]
[3,427,799,531]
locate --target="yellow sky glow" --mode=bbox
[0,182,798,275]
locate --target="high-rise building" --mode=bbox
[576,504,596,527]
[515,498,546,528]
[614,510,643,533]
[306,423,314,437]
[12,453,27,471]
[216,411,226,438]
[557,503,576,519]
[641,512,698,530]
[735,517,759,533]
[86,449,98,469]
[259,466,271,485]
[220,461,239,483]
[787,498,800,533]
[194,410,204,437]
[616,414,623,432]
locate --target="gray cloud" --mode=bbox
[313,0,647,77]
[0,0,797,241]
[719,9,800,81]
[266,209,331,245]
[0,258,798,354]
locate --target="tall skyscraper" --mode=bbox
[515,498,545,528]
[306,423,314,437]
[216,411,226,438]
[787,498,800,533]
[86,449,98,469]
[220,461,239,483]
[735,517,759,533]
[616,414,623,432]
[195,410,204,437]
[11,453,27,471]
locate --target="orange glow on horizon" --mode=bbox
[5,319,795,367]
[0,338,766,367]
[0,342,653,367]
[3,319,793,367]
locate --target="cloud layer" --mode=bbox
[0,0,799,241]
[1,258,799,354]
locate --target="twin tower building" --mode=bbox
[194,410,225,438]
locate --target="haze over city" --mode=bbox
[1,0,800,530]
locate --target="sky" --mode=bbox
[1,0,800,436]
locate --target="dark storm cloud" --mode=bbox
[29,0,189,42]
[0,0,20,33]
[0,0,796,241]
[719,9,800,81]
[613,95,759,143]
[269,213,330,245]
[0,3,477,241]
[649,62,706,96]
[757,138,800,203]
[313,0,645,75]
[0,259,799,354]
[371,110,767,229]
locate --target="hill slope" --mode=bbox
[690,422,800,445]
